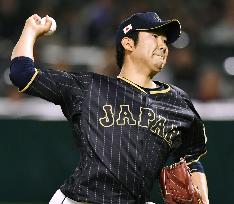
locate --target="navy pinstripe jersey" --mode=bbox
[24,68,207,204]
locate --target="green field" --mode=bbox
[1,119,234,203]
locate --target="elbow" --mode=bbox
[10,56,36,89]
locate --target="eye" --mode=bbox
[152,33,159,38]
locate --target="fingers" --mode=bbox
[24,14,54,38]
[44,15,52,30]
[32,14,42,25]
[25,14,41,29]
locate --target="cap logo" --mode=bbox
[154,14,161,22]
[123,24,132,34]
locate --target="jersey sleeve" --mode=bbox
[172,86,207,164]
[25,69,93,120]
[188,161,204,173]
[24,69,78,103]
[10,56,93,120]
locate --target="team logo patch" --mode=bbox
[154,13,162,22]
[123,24,132,34]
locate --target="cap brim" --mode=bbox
[136,20,181,44]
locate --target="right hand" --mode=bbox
[23,14,52,39]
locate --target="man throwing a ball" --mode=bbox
[10,13,209,204]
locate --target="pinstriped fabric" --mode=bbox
[132,92,143,196]
[109,79,119,204]
[23,69,206,204]
[86,76,94,202]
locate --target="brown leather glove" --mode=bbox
[160,159,203,204]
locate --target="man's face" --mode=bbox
[132,31,168,74]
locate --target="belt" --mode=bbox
[49,189,90,204]
[50,189,156,204]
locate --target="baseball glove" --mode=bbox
[160,159,203,204]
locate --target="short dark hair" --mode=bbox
[116,31,139,69]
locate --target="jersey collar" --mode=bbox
[117,76,171,94]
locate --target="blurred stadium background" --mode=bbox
[0,0,234,203]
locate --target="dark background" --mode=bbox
[1,0,234,203]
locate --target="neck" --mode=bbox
[118,63,157,89]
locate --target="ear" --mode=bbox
[121,37,135,51]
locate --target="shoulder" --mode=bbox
[68,71,94,80]
[63,71,96,86]
[68,71,117,89]
[69,71,110,80]
[169,84,191,100]
[169,84,203,119]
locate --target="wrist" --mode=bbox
[21,27,38,41]
[203,198,209,204]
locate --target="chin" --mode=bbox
[150,67,161,77]
[153,58,166,68]
[153,63,164,71]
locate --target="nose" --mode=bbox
[157,36,167,54]
[159,45,167,54]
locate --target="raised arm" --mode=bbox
[9,14,64,103]
[9,14,93,121]
[11,14,52,60]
